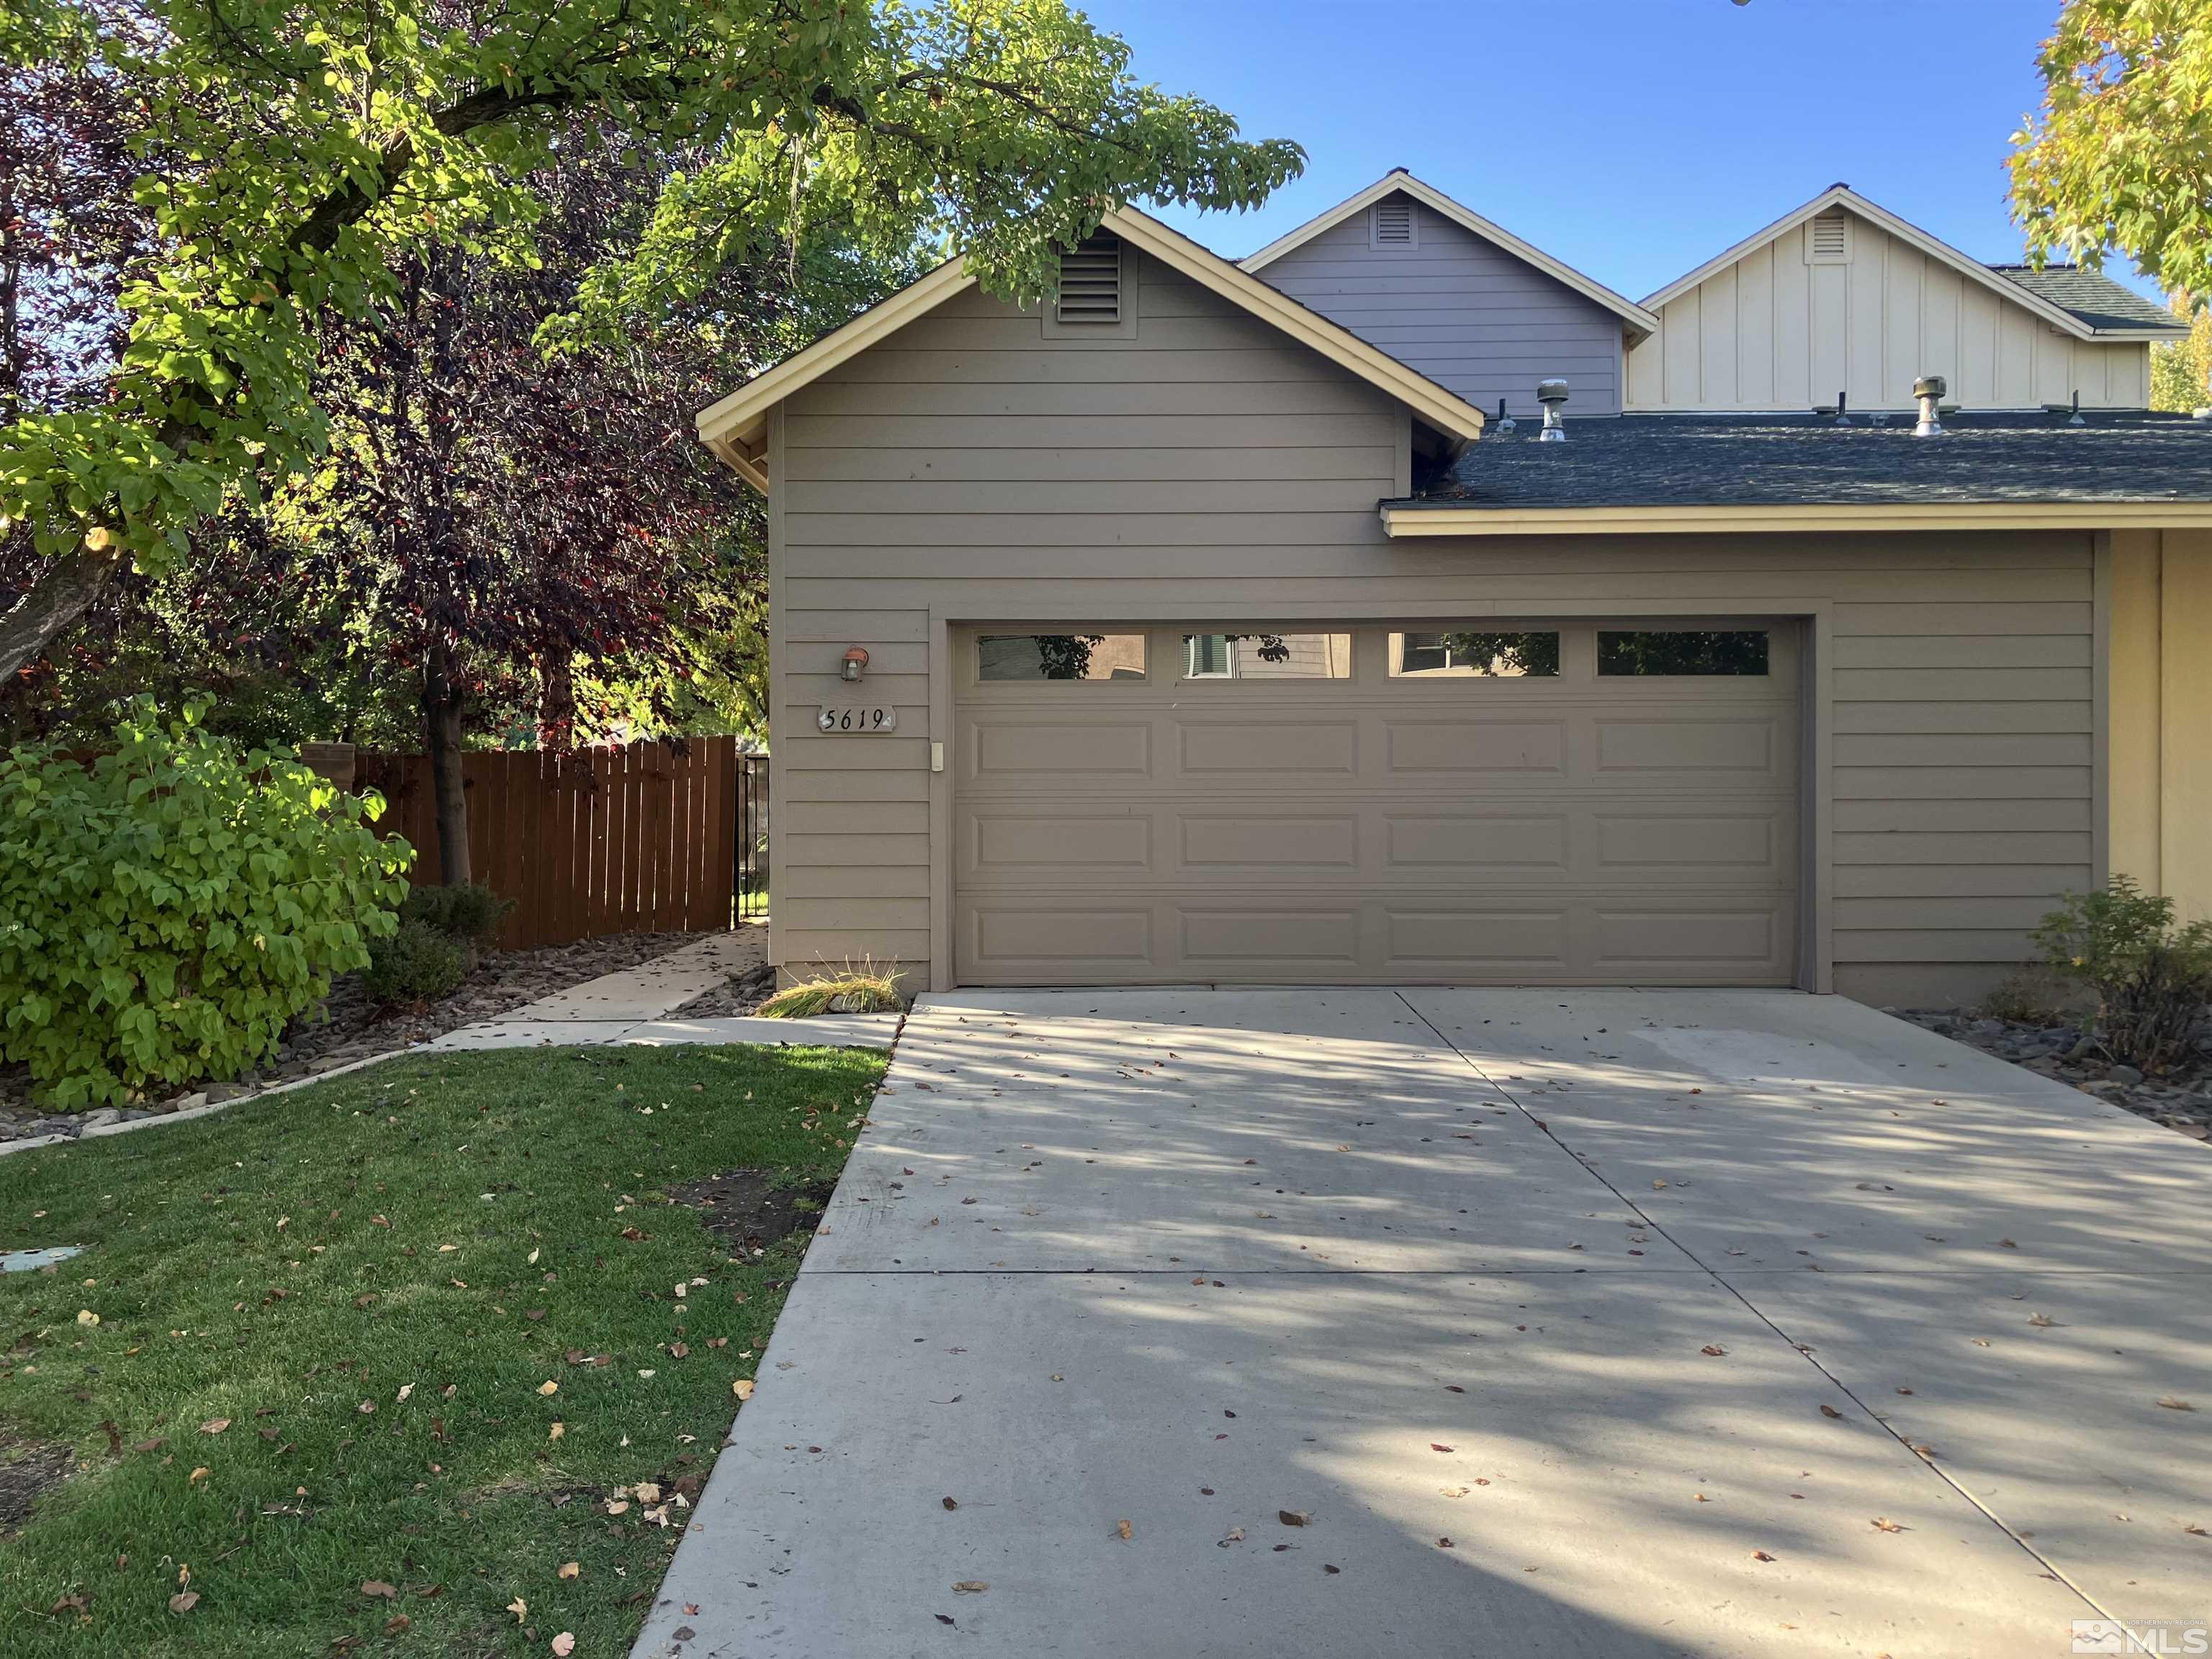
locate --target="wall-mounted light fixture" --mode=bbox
[841,646,871,683]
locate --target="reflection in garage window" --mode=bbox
[1390,631,1560,677]
[1598,630,1768,675]
[1180,633,1352,679]
[978,634,1147,680]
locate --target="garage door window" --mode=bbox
[1181,633,1351,679]
[1390,631,1560,678]
[978,634,1147,681]
[1598,630,1768,676]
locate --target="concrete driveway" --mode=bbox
[637,989,2212,1658]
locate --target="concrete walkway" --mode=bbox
[637,988,2212,1659]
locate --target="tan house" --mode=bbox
[697,171,2211,1007]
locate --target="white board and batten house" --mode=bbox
[696,168,2212,1010]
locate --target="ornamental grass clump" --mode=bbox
[0,699,412,1106]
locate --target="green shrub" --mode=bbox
[0,700,412,1107]
[2033,876,2212,1073]
[1980,968,2075,1027]
[401,881,513,948]
[361,919,472,1007]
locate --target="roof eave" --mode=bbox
[1380,499,2212,537]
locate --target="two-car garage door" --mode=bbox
[953,622,1801,986]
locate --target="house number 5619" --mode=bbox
[817,705,896,732]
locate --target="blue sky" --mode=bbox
[1080,0,2167,305]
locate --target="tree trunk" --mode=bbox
[0,542,122,681]
[423,638,471,886]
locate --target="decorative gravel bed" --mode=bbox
[1894,1004,2212,1143]
[0,929,703,1141]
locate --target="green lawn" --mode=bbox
[0,1041,886,1657]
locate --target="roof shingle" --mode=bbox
[1987,264,2187,335]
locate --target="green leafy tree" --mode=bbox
[2011,0,2212,307]
[0,0,1303,680]
[2152,293,2211,410]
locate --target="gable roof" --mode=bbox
[1987,264,2187,337]
[1238,168,1660,343]
[1640,184,2184,341]
[696,204,1488,491]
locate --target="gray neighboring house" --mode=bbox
[696,170,2212,1007]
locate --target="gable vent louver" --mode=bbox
[1055,233,1122,325]
[1373,199,1415,246]
[1807,208,1851,264]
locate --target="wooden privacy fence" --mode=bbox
[352,737,767,950]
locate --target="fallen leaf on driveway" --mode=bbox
[1819,1405,1843,1420]
[1700,1345,1727,1357]
[2158,1397,2195,1412]
[2027,1313,2057,1328]
[941,1497,958,1511]
[1430,1443,1455,1453]
[1871,1518,1907,1533]
[1115,1519,1133,1541]
[953,1581,989,1593]
[1750,1550,1776,1563]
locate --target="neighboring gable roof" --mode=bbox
[696,204,1488,490]
[1640,183,2183,341]
[1987,264,2187,337]
[1238,168,1660,343]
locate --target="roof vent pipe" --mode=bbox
[1912,374,1946,438]
[1536,379,1569,443]
[1833,392,1851,426]
[1496,397,1516,435]
[2069,390,2085,427]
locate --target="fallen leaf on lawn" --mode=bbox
[361,1581,397,1600]
[953,1581,989,1593]
[669,1342,688,1359]
[732,1379,753,1401]
[550,1636,575,1658]
[188,1467,209,1483]
[1279,1510,1310,1527]
[536,1380,559,1396]
[198,1418,230,1435]
[396,1384,413,1403]
[557,1563,580,1581]
[1115,1519,1133,1540]
[134,1438,165,1453]
[604,1500,629,1516]
[383,1616,410,1636]
[357,1400,374,1414]
[547,1422,565,1442]
[634,1483,661,1502]
[506,1596,527,1622]
[2159,1396,2195,1412]
[77,1310,99,1326]
[168,1591,199,1614]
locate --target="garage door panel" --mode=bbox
[1182,907,1361,968]
[1178,812,1360,871]
[964,808,1154,876]
[1385,719,1567,774]
[1593,715,1784,776]
[967,716,1154,780]
[1383,906,1573,972]
[1384,811,1571,871]
[955,623,1800,986]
